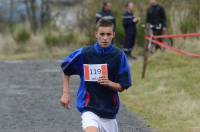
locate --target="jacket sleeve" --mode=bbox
[123,13,134,27]
[61,48,83,75]
[96,12,102,23]
[160,6,167,28]
[116,52,132,89]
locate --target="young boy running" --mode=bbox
[60,19,132,132]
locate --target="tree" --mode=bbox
[9,0,14,33]
[41,0,50,27]
[24,0,39,34]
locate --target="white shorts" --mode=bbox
[81,111,118,132]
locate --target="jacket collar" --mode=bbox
[151,3,159,7]
[102,9,111,14]
[94,42,113,55]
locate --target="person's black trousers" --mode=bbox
[123,27,137,56]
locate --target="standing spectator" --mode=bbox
[146,0,167,49]
[123,2,139,59]
[96,1,116,28]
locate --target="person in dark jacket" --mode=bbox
[123,2,140,59]
[96,1,116,28]
[60,19,131,132]
[146,0,167,49]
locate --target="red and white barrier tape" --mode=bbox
[151,33,200,39]
[145,36,200,58]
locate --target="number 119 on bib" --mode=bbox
[84,64,108,82]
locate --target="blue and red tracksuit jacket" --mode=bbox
[61,42,132,119]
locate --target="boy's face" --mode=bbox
[95,26,115,48]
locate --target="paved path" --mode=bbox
[0,60,152,132]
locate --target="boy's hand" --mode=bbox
[98,76,124,92]
[60,93,71,109]
[98,76,112,87]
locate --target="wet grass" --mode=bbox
[121,50,200,132]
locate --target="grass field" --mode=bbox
[121,48,200,132]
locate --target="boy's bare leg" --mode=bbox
[84,126,98,132]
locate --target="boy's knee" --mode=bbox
[84,126,98,132]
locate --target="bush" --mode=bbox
[136,23,146,47]
[44,32,75,48]
[115,22,124,47]
[15,28,31,44]
[180,19,198,34]
[179,3,199,34]
[60,32,75,45]
[44,34,60,47]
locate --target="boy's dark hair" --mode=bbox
[96,19,114,31]
[103,1,109,7]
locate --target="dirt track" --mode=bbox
[0,60,152,132]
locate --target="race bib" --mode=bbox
[84,64,108,81]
